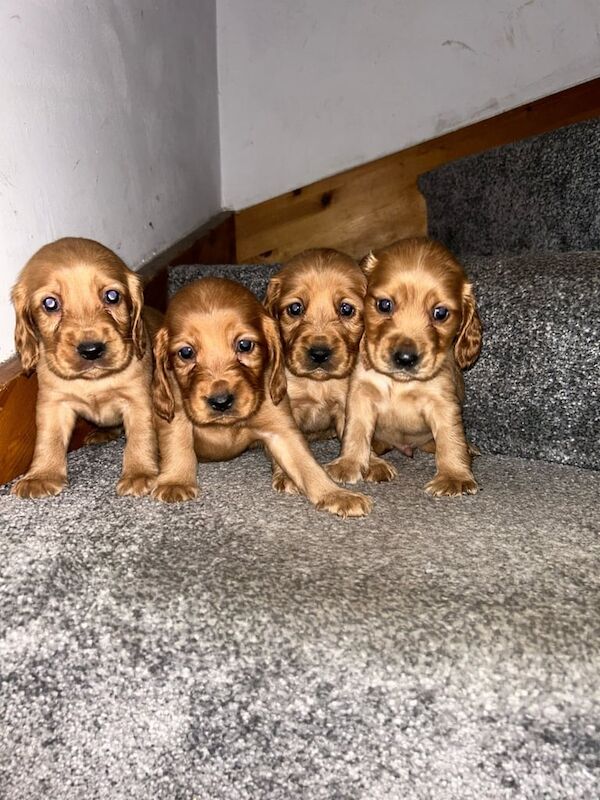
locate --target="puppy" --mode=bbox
[326,237,483,496]
[11,237,159,498]
[151,277,372,517]
[265,249,392,489]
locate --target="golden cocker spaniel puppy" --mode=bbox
[11,237,160,498]
[264,248,386,489]
[326,237,483,496]
[151,277,373,517]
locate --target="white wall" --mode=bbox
[217,0,600,210]
[0,0,220,363]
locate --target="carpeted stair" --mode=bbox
[1,120,599,799]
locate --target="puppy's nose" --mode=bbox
[207,392,235,412]
[77,341,106,361]
[308,346,332,365]
[393,348,420,370]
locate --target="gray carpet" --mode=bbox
[1,438,599,799]
[418,118,600,257]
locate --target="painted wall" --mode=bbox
[217,0,600,209]
[0,0,220,363]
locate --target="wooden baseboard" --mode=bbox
[2,75,599,485]
[0,213,235,485]
[235,76,600,263]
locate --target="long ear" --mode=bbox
[152,326,175,422]
[264,275,282,318]
[358,332,373,370]
[360,251,378,276]
[11,281,39,375]
[262,313,287,405]
[454,283,483,369]
[126,271,146,360]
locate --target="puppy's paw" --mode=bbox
[12,474,66,499]
[151,482,198,503]
[325,457,363,484]
[363,456,397,483]
[117,472,156,497]
[425,474,478,497]
[316,489,373,518]
[85,427,122,446]
[272,471,300,495]
[467,441,481,457]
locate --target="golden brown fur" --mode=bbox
[326,237,483,496]
[11,237,160,498]
[264,249,377,489]
[152,277,372,517]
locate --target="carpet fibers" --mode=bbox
[1,439,598,799]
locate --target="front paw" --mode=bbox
[425,474,478,497]
[364,456,398,483]
[151,482,198,503]
[117,472,156,497]
[325,457,363,484]
[12,474,66,499]
[316,489,373,518]
[272,471,300,495]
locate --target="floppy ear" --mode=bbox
[360,251,378,276]
[358,332,373,370]
[152,326,175,422]
[454,283,483,369]
[263,276,281,319]
[11,281,39,375]
[262,313,287,405]
[126,271,146,360]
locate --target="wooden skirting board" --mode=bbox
[1,76,599,485]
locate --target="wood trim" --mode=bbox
[235,76,600,263]
[0,213,235,485]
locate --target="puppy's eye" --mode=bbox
[42,296,60,313]
[339,302,355,317]
[178,346,195,361]
[104,289,120,304]
[432,306,450,322]
[236,339,254,354]
[376,298,394,314]
[287,302,304,317]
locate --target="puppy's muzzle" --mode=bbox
[207,392,235,413]
[308,346,332,365]
[77,341,106,361]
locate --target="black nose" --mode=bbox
[77,341,106,361]
[207,392,235,412]
[393,348,420,369]
[308,346,332,365]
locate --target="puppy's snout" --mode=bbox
[308,346,332,365]
[207,392,235,413]
[393,347,420,370]
[77,341,106,361]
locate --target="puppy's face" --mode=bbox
[265,249,366,380]
[153,278,286,426]
[362,239,482,381]
[12,238,145,379]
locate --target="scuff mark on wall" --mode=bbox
[441,39,477,54]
